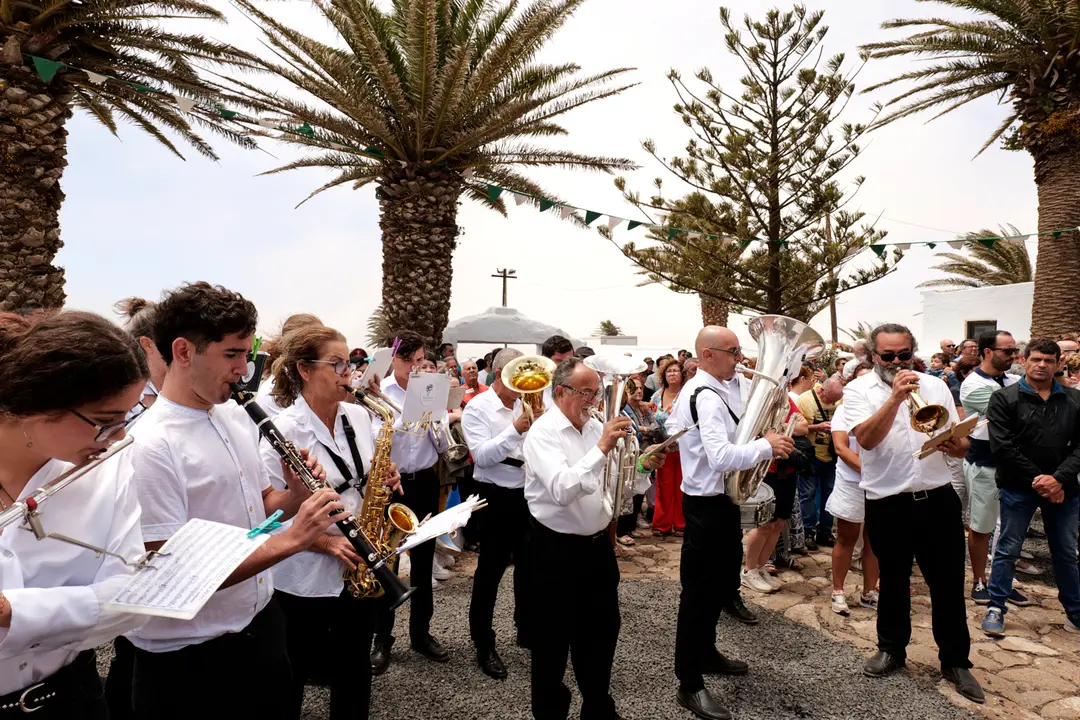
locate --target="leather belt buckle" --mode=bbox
[19,683,49,713]
[912,489,929,501]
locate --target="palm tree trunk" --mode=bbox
[699,293,728,327]
[0,60,71,312]
[1030,144,1080,338]
[377,166,461,347]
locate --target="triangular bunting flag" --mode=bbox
[487,185,503,204]
[363,145,383,157]
[926,243,936,249]
[667,228,679,241]
[85,71,108,86]
[513,193,528,206]
[626,221,642,231]
[1053,231,1062,240]
[976,238,996,249]
[687,232,702,240]
[558,206,574,220]
[585,211,601,226]
[870,244,886,259]
[174,96,197,114]
[607,217,624,230]
[461,168,475,179]
[947,241,965,250]
[258,118,277,129]
[31,56,64,84]
[132,83,154,94]
[539,199,556,213]
[297,124,315,137]
[778,239,789,249]
[896,243,911,251]
[737,239,752,250]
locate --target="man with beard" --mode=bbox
[842,324,983,703]
[961,331,1024,605]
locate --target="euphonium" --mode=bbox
[501,355,557,421]
[726,315,823,505]
[344,386,420,598]
[584,355,647,522]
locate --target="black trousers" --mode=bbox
[675,493,742,693]
[457,465,483,545]
[131,598,291,720]
[469,482,534,651]
[529,520,621,720]
[104,636,135,720]
[615,494,645,538]
[2,650,106,719]
[375,467,440,644]
[276,589,375,720]
[864,484,971,669]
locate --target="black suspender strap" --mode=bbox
[321,415,368,494]
[690,386,740,427]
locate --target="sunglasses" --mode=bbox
[877,350,914,363]
[706,346,741,358]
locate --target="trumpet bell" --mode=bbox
[501,355,557,393]
[909,392,949,434]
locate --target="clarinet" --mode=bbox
[229,384,414,609]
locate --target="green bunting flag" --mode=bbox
[296,124,316,138]
[217,107,238,120]
[487,185,503,204]
[539,199,556,213]
[31,56,64,83]
[871,245,886,259]
[585,210,601,226]
[976,238,996,249]
[626,221,642,231]
[132,83,154,94]
[926,243,936,249]
[737,239,752,249]
[667,228,679,241]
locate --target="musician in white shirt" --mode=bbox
[523,357,664,720]
[461,348,534,679]
[369,331,451,673]
[0,311,148,719]
[258,325,400,720]
[842,323,983,704]
[128,283,343,720]
[666,326,793,720]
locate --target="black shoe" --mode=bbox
[477,647,508,680]
[370,638,392,676]
[816,534,835,547]
[804,537,819,551]
[723,595,759,625]
[863,651,905,678]
[411,634,450,663]
[701,652,749,676]
[942,666,985,704]
[676,688,732,720]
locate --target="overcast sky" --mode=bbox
[56,0,1037,355]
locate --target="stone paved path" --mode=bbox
[614,532,1080,720]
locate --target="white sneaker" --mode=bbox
[741,568,775,593]
[439,553,456,568]
[1016,559,1044,575]
[1020,548,1034,561]
[432,562,453,581]
[1065,616,1080,634]
[636,515,651,530]
[431,575,439,589]
[831,591,850,616]
[761,569,783,590]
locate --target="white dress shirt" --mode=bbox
[128,396,273,652]
[667,369,773,497]
[841,370,960,500]
[370,374,448,474]
[256,377,285,419]
[523,404,610,535]
[260,396,373,598]
[462,388,526,489]
[0,454,146,695]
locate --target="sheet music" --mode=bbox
[105,518,269,620]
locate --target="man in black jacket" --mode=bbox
[985,338,1080,636]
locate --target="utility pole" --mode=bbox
[825,213,838,345]
[491,268,517,307]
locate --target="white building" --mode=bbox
[921,282,1033,346]
[584,334,639,347]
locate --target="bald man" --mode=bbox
[666,327,795,720]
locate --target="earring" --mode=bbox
[22,429,32,448]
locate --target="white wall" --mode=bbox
[921,283,1033,346]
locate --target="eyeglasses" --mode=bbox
[877,350,914,363]
[992,347,1019,356]
[706,346,741,357]
[70,409,136,443]
[559,384,602,401]
[305,359,353,376]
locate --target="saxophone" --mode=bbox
[343,386,419,598]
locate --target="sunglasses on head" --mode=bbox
[877,350,913,363]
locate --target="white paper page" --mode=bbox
[360,348,393,388]
[105,518,270,621]
[403,373,450,424]
[447,385,467,410]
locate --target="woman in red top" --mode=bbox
[651,359,687,536]
[741,394,809,593]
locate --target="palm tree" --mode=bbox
[596,320,620,336]
[842,321,876,342]
[918,225,1034,291]
[860,1,1080,336]
[0,0,255,311]
[366,304,393,347]
[230,0,636,346]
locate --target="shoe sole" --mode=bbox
[1063,619,1080,634]
[982,626,1005,638]
[703,666,749,676]
[863,665,903,678]
[943,673,986,704]
[1007,598,1035,607]
[972,598,990,606]
[675,695,732,720]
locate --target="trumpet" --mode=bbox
[908,390,949,435]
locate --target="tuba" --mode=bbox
[726,315,823,512]
[584,355,647,522]
[501,355,557,421]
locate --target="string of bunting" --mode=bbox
[24,54,1080,255]
[481,181,1080,256]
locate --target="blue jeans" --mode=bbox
[987,488,1080,617]
[798,458,836,540]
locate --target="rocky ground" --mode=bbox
[97,525,1079,719]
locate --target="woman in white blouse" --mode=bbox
[0,310,148,718]
[259,324,400,720]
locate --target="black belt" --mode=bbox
[399,467,436,482]
[1,650,97,714]
[528,515,609,544]
[499,457,524,468]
